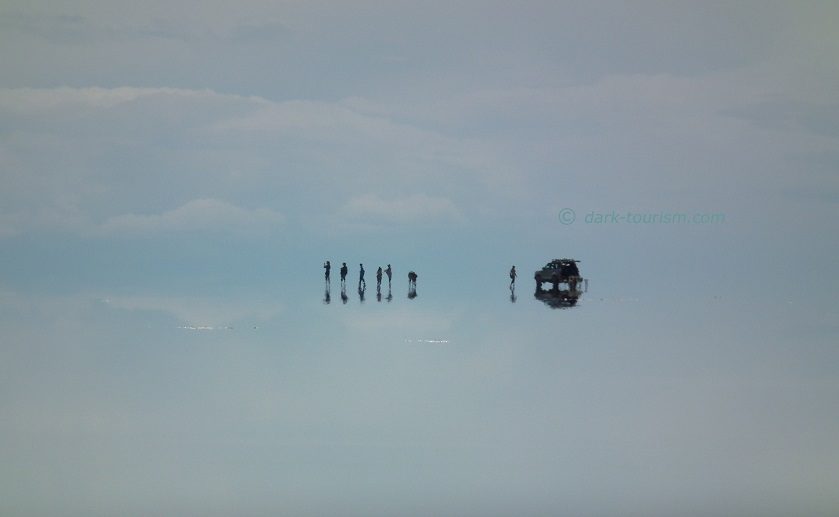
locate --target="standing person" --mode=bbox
[340,262,348,287]
[376,266,383,291]
[385,264,392,289]
[324,260,331,283]
[358,263,366,290]
[509,265,517,288]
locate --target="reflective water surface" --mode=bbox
[1,273,837,517]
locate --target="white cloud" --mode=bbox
[99,198,284,236]
[1,54,837,242]
[0,86,502,239]
[212,98,499,173]
[103,294,283,326]
[0,86,268,111]
[340,305,458,334]
[340,193,463,226]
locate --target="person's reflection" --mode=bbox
[509,284,517,303]
[386,286,393,303]
[341,285,348,304]
[324,284,331,304]
[358,284,366,303]
[408,271,418,299]
[376,289,382,302]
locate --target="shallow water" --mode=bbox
[2,274,837,517]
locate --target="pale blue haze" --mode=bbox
[1,1,838,516]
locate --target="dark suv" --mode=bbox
[534,259,580,290]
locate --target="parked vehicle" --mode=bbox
[534,258,580,291]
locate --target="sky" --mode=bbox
[1,1,838,516]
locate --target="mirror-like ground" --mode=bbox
[2,272,836,517]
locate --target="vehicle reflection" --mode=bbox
[534,288,582,308]
[534,282,587,309]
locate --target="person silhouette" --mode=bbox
[358,263,366,290]
[340,262,348,287]
[324,260,331,283]
[376,266,383,291]
[509,265,517,288]
[385,264,392,288]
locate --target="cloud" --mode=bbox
[340,193,463,226]
[102,294,283,326]
[99,198,284,236]
[723,100,839,139]
[1,44,837,242]
[212,98,496,172]
[230,20,290,44]
[0,86,499,239]
[340,305,457,334]
[0,86,266,111]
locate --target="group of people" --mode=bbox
[322,261,516,290]
[323,261,400,292]
[324,261,516,288]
